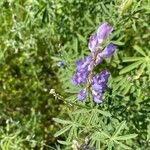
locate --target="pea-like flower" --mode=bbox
[100,43,116,58]
[96,43,116,65]
[91,70,110,103]
[71,56,92,85]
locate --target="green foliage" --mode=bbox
[54,106,138,149]
[0,0,65,149]
[53,0,150,149]
[0,0,150,149]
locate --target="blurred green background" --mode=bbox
[0,0,149,149]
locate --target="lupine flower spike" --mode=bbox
[71,22,116,103]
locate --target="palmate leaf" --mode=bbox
[106,122,137,149]
[119,45,149,76]
[112,121,126,138]
[113,61,147,95]
[119,60,143,75]
[139,62,147,74]
[119,78,130,91]
[133,45,146,57]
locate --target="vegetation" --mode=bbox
[0,0,149,149]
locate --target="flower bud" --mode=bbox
[100,43,116,58]
[97,22,113,43]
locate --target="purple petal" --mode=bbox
[92,83,103,91]
[71,75,78,85]
[88,34,99,52]
[91,70,110,94]
[100,69,110,77]
[101,43,116,58]
[76,59,83,68]
[77,89,87,101]
[98,70,110,82]
[92,90,103,103]
[83,56,92,68]
[72,55,93,86]
[71,72,87,85]
[93,96,103,103]
[97,22,113,42]
[76,56,91,71]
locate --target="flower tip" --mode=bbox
[97,22,113,41]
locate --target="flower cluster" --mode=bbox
[71,22,116,103]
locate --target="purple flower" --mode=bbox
[71,56,92,85]
[97,22,113,43]
[96,43,116,64]
[100,43,116,58]
[76,56,92,72]
[77,89,87,101]
[91,70,110,103]
[71,72,88,85]
[71,22,115,104]
[88,34,99,52]
[97,70,110,82]
[92,70,110,92]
